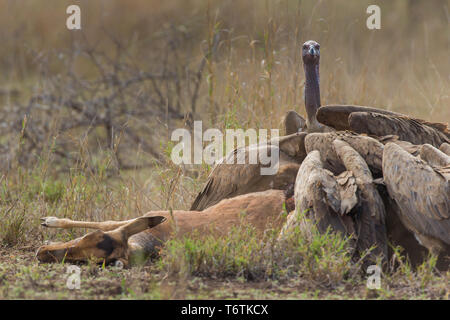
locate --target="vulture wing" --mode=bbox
[333,139,388,261]
[283,150,357,242]
[316,105,449,136]
[440,143,450,156]
[348,112,449,147]
[304,131,384,175]
[190,133,306,211]
[376,135,421,156]
[382,143,450,247]
[419,144,450,167]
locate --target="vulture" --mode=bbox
[281,140,388,265]
[283,40,448,269]
[382,142,450,263]
[190,132,307,211]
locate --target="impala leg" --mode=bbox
[40,216,136,231]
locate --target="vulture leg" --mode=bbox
[333,139,388,264]
[348,112,449,148]
[382,143,450,264]
[304,131,384,176]
[439,142,450,156]
[316,105,449,137]
[283,110,306,135]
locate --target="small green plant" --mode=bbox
[158,212,358,286]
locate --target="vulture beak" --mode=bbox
[309,46,318,56]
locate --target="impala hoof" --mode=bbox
[40,217,63,228]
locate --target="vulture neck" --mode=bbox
[304,63,321,131]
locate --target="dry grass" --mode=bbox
[0,0,448,299]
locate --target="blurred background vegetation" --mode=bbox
[0,0,448,246]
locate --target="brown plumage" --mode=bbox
[375,183,429,268]
[382,142,450,258]
[419,144,450,167]
[283,110,306,135]
[440,142,450,156]
[348,112,449,148]
[316,106,449,147]
[304,131,385,176]
[190,132,306,211]
[283,145,388,264]
[317,105,448,132]
[281,150,358,243]
[333,139,388,263]
[376,135,421,156]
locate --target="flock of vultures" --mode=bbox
[37,41,449,272]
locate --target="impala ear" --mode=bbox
[118,216,166,239]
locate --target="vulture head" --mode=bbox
[301,40,323,132]
[302,40,320,65]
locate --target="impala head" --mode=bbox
[36,216,166,266]
[302,40,320,65]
